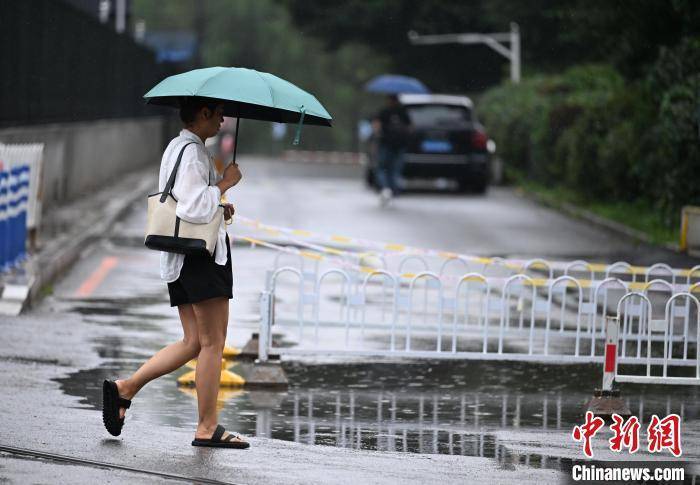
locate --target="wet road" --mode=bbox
[2,159,699,483]
[232,157,696,266]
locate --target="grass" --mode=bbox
[511,173,679,247]
[39,284,54,298]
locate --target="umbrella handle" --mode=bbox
[292,107,306,146]
[232,116,240,164]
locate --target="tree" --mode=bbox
[134,0,390,151]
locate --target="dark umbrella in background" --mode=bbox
[362,75,427,195]
[364,74,430,94]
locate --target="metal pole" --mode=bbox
[232,116,240,165]
[258,291,272,362]
[115,0,126,33]
[602,316,619,391]
[408,24,521,84]
[510,23,521,83]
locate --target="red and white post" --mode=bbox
[602,315,620,391]
[586,315,630,418]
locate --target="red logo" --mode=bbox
[647,414,682,457]
[609,415,640,453]
[573,413,682,458]
[572,411,606,458]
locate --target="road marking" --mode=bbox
[75,256,118,297]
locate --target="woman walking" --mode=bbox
[102,97,249,449]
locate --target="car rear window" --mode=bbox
[404,104,472,127]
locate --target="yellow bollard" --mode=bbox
[177,358,245,387]
[178,386,245,412]
[223,345,241,359]
[177,369,196,387]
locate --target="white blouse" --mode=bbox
[157,129,228,283]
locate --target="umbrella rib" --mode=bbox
[253,70,276,108]
[189,67,228,97]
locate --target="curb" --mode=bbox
[515,187,681,253]
[0,167,152,314]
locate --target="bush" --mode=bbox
[644,38,700,222]
[478,40,700,228]
[478,78,545,175]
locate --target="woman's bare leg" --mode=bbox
[114,304,201,418]
[191,297,242,442]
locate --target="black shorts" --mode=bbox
[167,234,233,307]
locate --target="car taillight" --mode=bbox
[471,130,488,150]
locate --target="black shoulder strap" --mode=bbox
[160,141,196,203]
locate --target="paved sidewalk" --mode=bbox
[0,307,563,484]
[0,158,566,483]
[2,156,697,484]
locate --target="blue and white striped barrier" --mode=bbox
[0,163,7,270]
[0,143,44,273]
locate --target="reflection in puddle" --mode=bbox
[59,359,700,461]
[54,294,700,477]
[247,387,697,455]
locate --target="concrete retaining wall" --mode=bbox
[0,116,173,204]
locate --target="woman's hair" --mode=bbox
[179,97,222,124]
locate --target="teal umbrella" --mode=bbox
[144,66,332,150]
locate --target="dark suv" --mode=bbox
[365,94,491,193]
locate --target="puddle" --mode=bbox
[51,295,700,478]
[0,356,69,366]
[57,355,700,458]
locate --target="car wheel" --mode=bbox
[457,179,471,193]
[473,178,488,194]
[457,178,488,194]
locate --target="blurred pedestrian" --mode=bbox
[102,97,249,449]
[372,94,412,206]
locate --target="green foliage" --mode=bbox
[477,78,542,173]
[478,65,626,184]
[643,37,700,222]
[479,37,700,230]
[514,171,679,245]
[133,0,389,152]
[283,0,700,89]
[132,0,700,223]
[282,0,566,91]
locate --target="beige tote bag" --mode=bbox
[145,142,223,256]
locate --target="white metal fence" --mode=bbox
[257,263,700,373]
[600,292,700,387]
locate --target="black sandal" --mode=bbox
[102,379,131,436]
[192,424,250,449]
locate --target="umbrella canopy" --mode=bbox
[365,74,429,94]
[144,67,332,127]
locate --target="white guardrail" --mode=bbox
[256,264,700,378]
[599,293,700,387]
[235,220,700,386]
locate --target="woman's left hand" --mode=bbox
[223,203,235,222]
